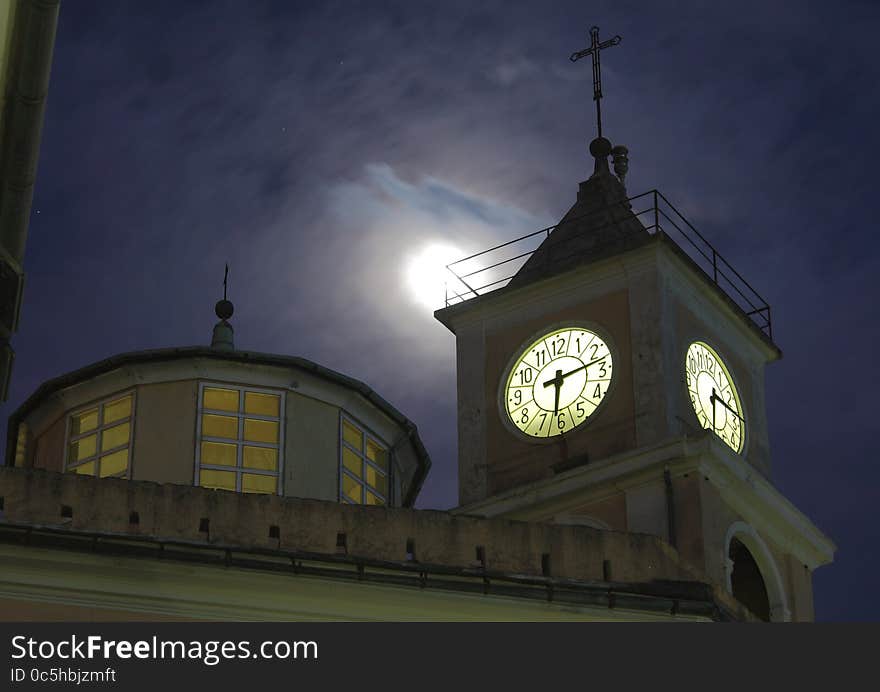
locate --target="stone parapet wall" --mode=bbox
[1,466,696,585]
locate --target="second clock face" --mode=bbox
[685,341,745,453]
[503,326,613,439]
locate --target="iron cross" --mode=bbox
[569,26,622,139]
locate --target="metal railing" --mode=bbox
[443,189,772,339]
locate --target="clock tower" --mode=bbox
[434,28,833,621]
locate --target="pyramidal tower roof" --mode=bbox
[508,136,651,289]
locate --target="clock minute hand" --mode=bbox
[542,356,608,389]
[553,355,609,383]
[709,388,744,422]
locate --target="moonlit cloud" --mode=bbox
[318,162,548,371]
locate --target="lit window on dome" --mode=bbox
[203,387,239,412]
[99,449,128,477]
[197,383,283,495]
[244,391,280,417]
[242,473,276,494]
[202,414,238,439]
[200,468,236,491]
[101,422,130,451]
[243,418,278,444]
[243,445,277,471]
[201,441,237,466]
[104,396,131,424]
[65,393,134,478]
[339,415,389,506]
[14,422,28,467]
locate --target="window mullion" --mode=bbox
[65,392,133,478]
[95,405,104,477]
[362,457,387,476]
[236,406,243,492]
[340,414,389,507]
[97,442,130,457]
[68,456,98,469]
[198,383,282,495]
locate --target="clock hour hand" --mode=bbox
[553,369,561,415]
[543,370,563,388]
[538,369,565,414]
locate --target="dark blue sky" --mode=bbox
[3,0,878,621]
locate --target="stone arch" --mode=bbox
[723,521,790,622]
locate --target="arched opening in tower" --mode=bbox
[729,537,771,621]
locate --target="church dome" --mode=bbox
[7,346,431,508]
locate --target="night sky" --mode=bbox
[3,0,877,621]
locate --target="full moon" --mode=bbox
[405,243,465,309]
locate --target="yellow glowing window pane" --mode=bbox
[200,441,237,466]
[200,469,236,491]
[14,423,27,467]
[99,448,128,477]
[342,420,362,450]
[68,434,96,463]
[366,439,387,471]
[70,409,98,436]
[203,387,239,412]
[101,422,130,451]
[365,465,387,497]
[244,418,278,444]
[342,474,361,503]
[72,461,95,476]
[243,445,277,471]
[242,473,276,494]
[342,447,362,478]
[104,395,132,424]
[202,414,238,439]
[365,490,385,506]
[244,392,280,417]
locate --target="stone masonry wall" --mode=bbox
[0,466,698,586]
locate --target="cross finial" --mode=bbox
[570,26,622,139]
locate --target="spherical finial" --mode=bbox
[215,299,234,321]
[589,137,613,159]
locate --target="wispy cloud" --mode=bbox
[489,57,540,86]
[307,162,547,383]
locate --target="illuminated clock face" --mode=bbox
[685,341,745,453]
[503,326,613,439]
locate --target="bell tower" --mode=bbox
[435,27,834,621]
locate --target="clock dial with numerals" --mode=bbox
[503,326,613,439]
[685,341,745,453]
